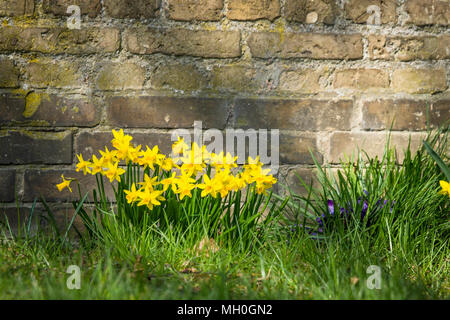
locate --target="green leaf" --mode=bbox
[423,140,450,180]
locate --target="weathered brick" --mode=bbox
[25,59,83,88]
[279,68,330,93]
[0,59,19,87]
[329,132,426,163]
[0,207,42,233]
[344,0,397,24]
[248,32,363,60]
[211,66,271,92]
[96,62,146,90]
[125,27,241,58]
[167,0,223,21]
[285,0,336,24]
[430,100,450,129]
[24,169,114,202]
[279,133,322,164]
[47,205,89,235]
[106,96,229,129]
[76,131,173,160]
[278,167,319,196]
[104,0,160,19]
[43,0,101,17]
[152,64,206,91]
[0,0,34,16]
[405,0,449,26]
[227,0,280,21]
[391,68,447,94]
[368,35,450,61]
[0,170,15,202]
[361,99,447,131]
[233,99,353,131]
[0,93,98,127]
[0,130,72,164]
[0,27,120,54]
[333,69,389,90]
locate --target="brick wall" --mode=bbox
[0,0,449,217]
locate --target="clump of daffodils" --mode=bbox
[57,129,277,212]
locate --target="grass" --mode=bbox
[0,127,448,300]
[0,229,445,299]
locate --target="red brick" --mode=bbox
[106,96,229,129]
[125,27,241,58]
[0,130,72,164]
[233,99,353,131]
[248,32,363,60]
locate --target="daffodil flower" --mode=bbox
[124,184,140,204]
[56,175,73,193]
[104,161,126,183]
[76,154,92,175]
[197,175,218,198]
[440,181,450,198]
[90,155,104,175]
[161,172,178,192]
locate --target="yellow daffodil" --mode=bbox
[138,145,164,170]
[104,161,126,183]
[90,155,104,175]
[137,188,165,210]
[112,129,132,148]
[244,156,263,170]
[160,157,175,171]
[56,175,73,193]
[124,184,140,204]
[161,172,178,192]
[76,154,91,175]
[172,136,189,156]
[139,173,160,191]
[440,181,450,198]
[211,169,234,198]
[99,147,117,165]
[174,174,196,200]
[197,175,217,198]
